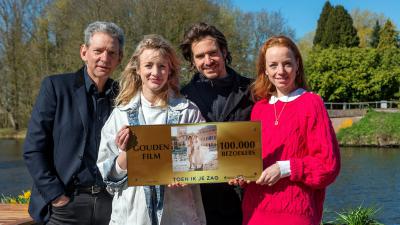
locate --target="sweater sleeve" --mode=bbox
[290,94,341,189]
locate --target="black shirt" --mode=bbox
[74,67,113,187]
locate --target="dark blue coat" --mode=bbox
[23,67,117,222]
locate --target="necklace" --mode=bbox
[273,101,287,125]
[139,94,168,125]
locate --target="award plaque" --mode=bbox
[127,121,262,186]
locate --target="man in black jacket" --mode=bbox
[180,22,254,225]
[23,21,123,224]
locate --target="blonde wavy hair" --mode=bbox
[252,35,307,101]
[115,34,180,107]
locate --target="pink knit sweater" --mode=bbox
[242,91,341,225]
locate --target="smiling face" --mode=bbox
[191,36,227,79]
[80,32,121,85]
[265,46,298,97]
[138,49,170,96]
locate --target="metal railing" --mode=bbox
[324,101,399,110]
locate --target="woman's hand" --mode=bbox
[168,182,187,188]
[256,163,281,186]
[228,176,250,187]
[115,125,131,151]
[115,125,132,170]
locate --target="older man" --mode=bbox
[180,22,254,225]
[23,21,124,225]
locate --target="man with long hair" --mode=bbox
[180,22,254,225]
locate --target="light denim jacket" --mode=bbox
[97,93,206,225]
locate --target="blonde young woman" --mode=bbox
[97,35,206,225]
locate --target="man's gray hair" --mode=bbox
[84,21,124,52]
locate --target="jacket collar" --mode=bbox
[73,66,118,133]
[73,66,86,89]
[185,66,251,122]
[118,91,189,112]
[73,67,89,133]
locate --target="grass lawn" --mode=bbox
[337,110,400,146]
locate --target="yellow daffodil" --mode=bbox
[23,191,31,199]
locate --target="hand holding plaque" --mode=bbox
[126,121,263,186]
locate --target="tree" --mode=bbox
[351,9,385,47]
[305,48,400,102]
[377,19,399,49]
[228,10,254,77]
[297,31,314,60]
[252,10,295,61]
[313,1,333,46]
[322,5,359,48]
[0,0,296,128]
[370,20,381,48]
[0,0,47,130]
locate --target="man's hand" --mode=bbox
[51,194,70,207]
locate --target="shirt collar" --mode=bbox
[269,88,306,104]
[83,66,112,95]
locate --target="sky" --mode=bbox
[232,0,400,39]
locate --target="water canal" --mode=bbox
[0,139,399,224]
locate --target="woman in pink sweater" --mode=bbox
[240,36,341,225]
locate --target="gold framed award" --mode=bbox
[127,121,262,186]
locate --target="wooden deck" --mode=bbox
[0,204,35,225]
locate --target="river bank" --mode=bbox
[337,110,400,147]
[1,110,399,147]
[0,128,26,139]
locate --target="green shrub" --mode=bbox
[335,205,383,225]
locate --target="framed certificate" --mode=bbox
[127,121,262,186]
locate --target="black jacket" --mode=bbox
[23,67,118,222]
[181,67,253,122]
[181,67,254,225]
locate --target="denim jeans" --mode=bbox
[46,190,112,225]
